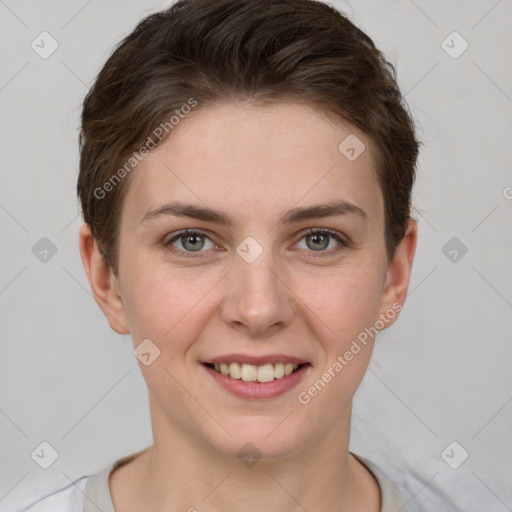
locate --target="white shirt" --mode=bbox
[18,451,407,511]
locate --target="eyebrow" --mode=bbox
[140,199,368,227]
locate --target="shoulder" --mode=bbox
[18,449,146,512]
[17,476,88,512]
[350,452,408,512]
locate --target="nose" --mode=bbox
[219,250,295,337]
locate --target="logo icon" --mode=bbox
[31,441,59,469]
[441,31,469,59]
[237,442,263,468]
[32,237,58,263]
[133,338,161,366]
[236,236,263,264]
[31,32,59,59]
[442,237,468,263]
[441,441,469,469]
[338,134,366,161]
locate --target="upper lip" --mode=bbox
[202,354,310,365]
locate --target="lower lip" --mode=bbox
[202,363,311,399]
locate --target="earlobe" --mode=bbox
[78,222,130,335]
[378,218,418,323]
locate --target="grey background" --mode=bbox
[1,0,511,510]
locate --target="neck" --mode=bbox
[110,399,380,512]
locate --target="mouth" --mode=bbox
[202,361,311,383]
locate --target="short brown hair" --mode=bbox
[77,0,420,275]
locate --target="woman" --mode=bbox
[23,0,419,510]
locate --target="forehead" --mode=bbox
[121,102,383,229]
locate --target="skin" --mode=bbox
[79,101,417,512]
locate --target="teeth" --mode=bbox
[257,363,275,383]
[211,362,301,382]
[229,362,241,379]
[274,363,285,379]
[284,363,294,376]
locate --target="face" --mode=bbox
[85,102,416,461]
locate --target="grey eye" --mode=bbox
[180,233,204,251]
[305,232,331,251]
[296,231,343,252]
[168,232,215,252]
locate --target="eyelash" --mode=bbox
[164,228,351,259]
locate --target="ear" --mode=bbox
[78,222,130,335]
[378,218,418,327]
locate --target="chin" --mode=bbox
[203,418,310,463]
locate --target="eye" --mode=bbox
[164,228,350,258]
[165,230,217,256]
[295,228,349,255]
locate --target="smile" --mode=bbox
[202,360,311,399]
[204,362,304,382]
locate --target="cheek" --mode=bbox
[121,262,220,344]
[121,238,385,350]
[295,268,383,408]
[295,262,384,343]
